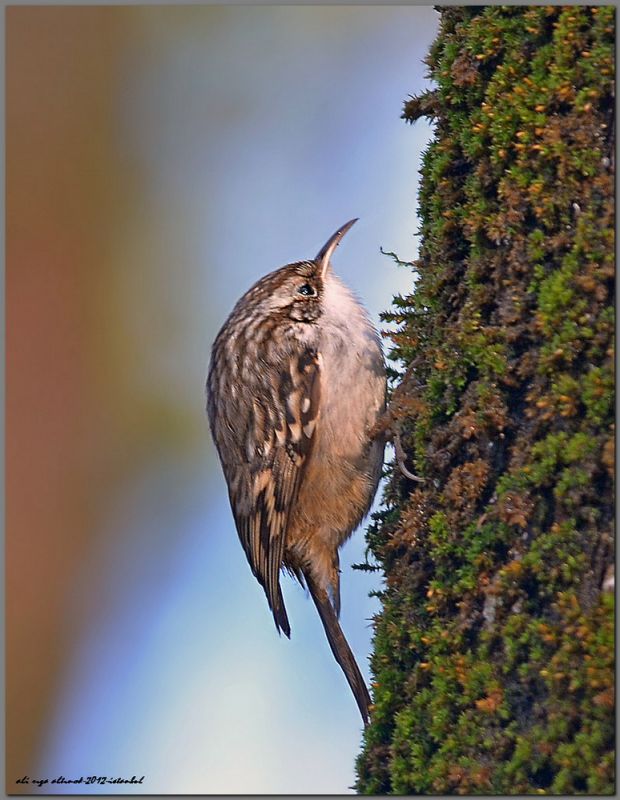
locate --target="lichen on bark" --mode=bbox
[356,6,615,795]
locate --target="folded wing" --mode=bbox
[208,345,321,636]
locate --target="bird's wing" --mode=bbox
[210,346,321,635]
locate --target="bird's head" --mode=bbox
[234,219,358,324]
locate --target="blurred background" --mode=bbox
[6,6,437,794]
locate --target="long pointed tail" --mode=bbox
[272,583,291,638]
[304,571,372,725]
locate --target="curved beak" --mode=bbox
[315,218,358,278]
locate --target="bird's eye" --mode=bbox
[298,283,316,297]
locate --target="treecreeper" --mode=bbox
[206,219,386,724]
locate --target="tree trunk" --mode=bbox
[356,6,615,794]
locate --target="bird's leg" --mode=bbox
[368,407,394,441]
[370,408,425,484]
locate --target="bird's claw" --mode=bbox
[393,428,425,483]
[371,411,425,483]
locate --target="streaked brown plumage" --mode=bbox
[206,219,386,724]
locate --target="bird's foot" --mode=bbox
[370,410,425,483]
[392,427,425,483]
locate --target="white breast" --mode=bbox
[318,271,386,458]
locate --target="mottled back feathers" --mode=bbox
[207,261,323,635]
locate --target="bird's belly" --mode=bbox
[285,331,386,572]
[293,433,384,537]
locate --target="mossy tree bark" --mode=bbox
[356,7,614,795]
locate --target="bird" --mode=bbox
[206,219,386,725]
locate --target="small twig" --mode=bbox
[379,246,416,269]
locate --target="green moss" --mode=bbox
[582,365,614,424]
[357,6,614,795]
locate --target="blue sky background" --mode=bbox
[9,6,438,794]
